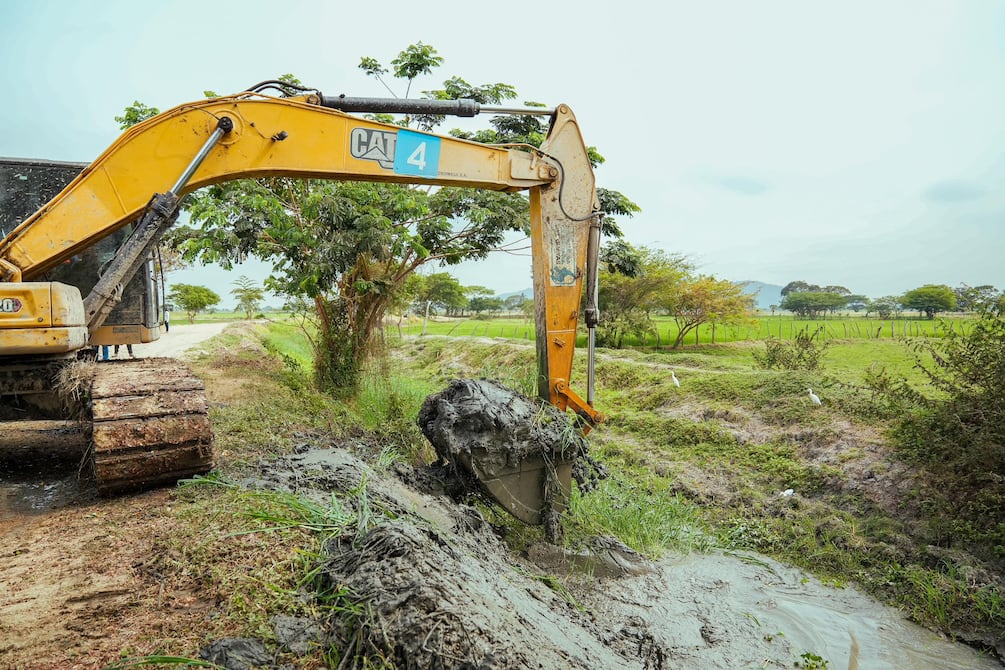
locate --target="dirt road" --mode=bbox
[117,321,233,359]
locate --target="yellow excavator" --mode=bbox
[0,82,604,523]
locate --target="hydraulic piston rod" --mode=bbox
[321,96,555,117]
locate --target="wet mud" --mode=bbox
[417,378,605,538]
[0,455,95,520]
[246,444,1001,669]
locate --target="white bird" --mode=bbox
[808,388,822,406]
[671,370,680,387]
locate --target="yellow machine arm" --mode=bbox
[0,91,603,423]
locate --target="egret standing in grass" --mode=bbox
[808,388,822,406]
[671,370,680,388]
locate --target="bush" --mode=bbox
[878,308,1005,556]
[752,328,828,371]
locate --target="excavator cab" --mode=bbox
[0,159,166,352]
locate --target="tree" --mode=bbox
[953,283,1000,312]
[901,284,956,319]
[780,280,820,296]
[504,294,530,315]
[845,294,869,312]
[779,291,848,318]
[412,272,467,334]
[866,296,900,319]
[166,49,637,392]
[468,295,503,315]
[168,284,220,323]
[231,275,265,319]
[664,275,754,348]
[596,244,690,348]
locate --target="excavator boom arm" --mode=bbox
[0,92,555,280]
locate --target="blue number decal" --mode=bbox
[394,130,441,177]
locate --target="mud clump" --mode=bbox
[417,378,605,538]
[418,378,586,468]
[320,518,637,670]
[199,637,271,669]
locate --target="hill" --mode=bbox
[739,280,783,311]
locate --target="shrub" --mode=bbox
[878,308,1005,556]
[752,328,828,371]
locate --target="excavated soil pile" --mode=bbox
[215,437,1002,670]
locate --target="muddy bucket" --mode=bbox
[417,378,585,525]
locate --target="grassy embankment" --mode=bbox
[111,317,1002,665]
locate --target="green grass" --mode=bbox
[565,475,714,557]
[390,313,976,348]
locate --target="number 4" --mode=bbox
[407,142,427,171]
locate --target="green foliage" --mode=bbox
[752,328,829,371]
[795,651,829,669]
[866,295,901,318]
[596,245,690,348]
[566,476,713,557]
[875,309,1005,555]
[953,283,1001,313]
[664,274,754,348]
[231,275,265,319]
[114,101,160,129]
[780,291,849,317]
[901,284,957,319]
[167,283,221,323]
[415,272,467,316]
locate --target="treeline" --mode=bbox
[776,280,1003,320]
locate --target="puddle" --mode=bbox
[583,550,1001,669]
[0,458,95,520]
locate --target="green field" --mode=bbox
[392,313,973,348]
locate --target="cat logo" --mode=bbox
[0,297,23,314]
[350,128,397,169]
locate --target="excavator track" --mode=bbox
[89,358,214,494]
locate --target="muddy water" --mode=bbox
[583,549,1000,669]
[0,459,94,520]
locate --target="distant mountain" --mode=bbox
[738,281,784,311]
[498,288,533,300]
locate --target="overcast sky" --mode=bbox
[3,0,1003,307]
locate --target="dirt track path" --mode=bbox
[0,322,237,667]
[120,321,233,359]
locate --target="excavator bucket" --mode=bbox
[417,378,585,526]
